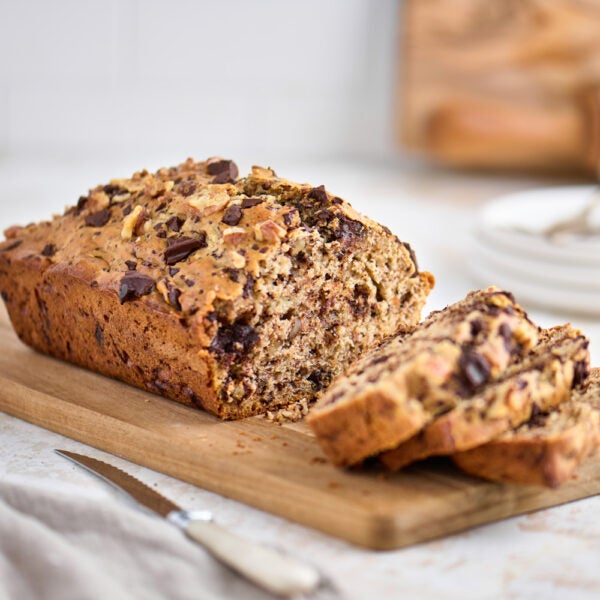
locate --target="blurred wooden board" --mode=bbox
[0,303,599,549]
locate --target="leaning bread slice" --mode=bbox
[452,368,600,488]
[306,287,539,466]
[380,324,590,471]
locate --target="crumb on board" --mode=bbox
[265,398,310,423]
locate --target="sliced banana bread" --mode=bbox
[380,324,590,470]
[453,368,600,487]
[306,288,539,466]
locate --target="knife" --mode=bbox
[55,449,324,598]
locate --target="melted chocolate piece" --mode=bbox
[207,160,239,184]
[241,197,264,209]
[166,216,185,232]
[459,349,491,391]
[95,323,104,346]
[209,322,259,355]
[242,274,255,299]
[125,260,137,271]
[41,243,57,257]
[308,185,328,205]
[222,205,242,226]
[85,209,111,228]
[164,235,207,265]
[118,272,155,304]
[0,240,22,252]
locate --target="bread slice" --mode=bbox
[0,158,433,419]
[452,368,600,488]
[380,324,590,470]
[306,287,540,466]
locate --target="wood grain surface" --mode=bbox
[1,304,599,550]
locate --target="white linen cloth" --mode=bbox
[0,479,271,600]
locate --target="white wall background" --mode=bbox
[0,0,401,165]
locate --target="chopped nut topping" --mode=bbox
[222,226,246,246]
[121,205,149,240]
[188,188,230,216]
[228,251,246,269]
[251,165,276,180]
[3,225,24,239]
[254,219,287,243]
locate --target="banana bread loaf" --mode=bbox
[453,368,600,487]
[380,324,590,470]
[0,157,433,419]
[306,287,539,466]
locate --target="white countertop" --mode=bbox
[1,154,599,600]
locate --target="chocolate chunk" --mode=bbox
[470,319,484,337]
[402,242,419,271]
[103,184,127,197]
[209,322,259,354]
[164,234,207,265]
[573,359,590,388]
[95,323,104,346]
[125,260,137,271]
[498,322,513,351]
[283,209,296,227]
[207,160,239,184]
[320,212,365,243]
[223,268,240,283]
[242,274,254,299]
[308,185,328,205]
[0,240,22,252]
[177,181,197,196]
[165,281,182,311]
[459,350,491,391]
[123,205,133,216]
[118,272,155,304]
[166,216,185,232]
[307,369,331,390]
[241,197,264,209]
[156,230,167,238]
[222,204,243,226]
[168,267,180,277]
[185,278,195,287]
[41,243,57,257]
[85,209,111,228]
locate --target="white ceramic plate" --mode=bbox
[471,232,600,291]
[468,251,600,317]
[477,185,600,266]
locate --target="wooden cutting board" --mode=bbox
[1,304,599,550]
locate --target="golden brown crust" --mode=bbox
[307,287,540,466]
[0,158,432,419]
[453,368,600,487]
[380,325,590,470]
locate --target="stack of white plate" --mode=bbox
[468,185,600,316]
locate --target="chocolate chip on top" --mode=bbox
[222,204,243,226]
[118,272,155,304]
[164,235,207,265]
[207,159,239,184]
[85,209,111,228]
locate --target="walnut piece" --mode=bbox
[222,226,246,246]
[254,220,286,243]
[121,205,149,240]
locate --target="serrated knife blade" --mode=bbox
[55,450,324,598]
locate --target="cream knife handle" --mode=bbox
[169,512,321,597]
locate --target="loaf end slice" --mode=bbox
[306,287,539,466]
[453,368,600,488]
[0,158,433,419]
[380,324,590,471]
